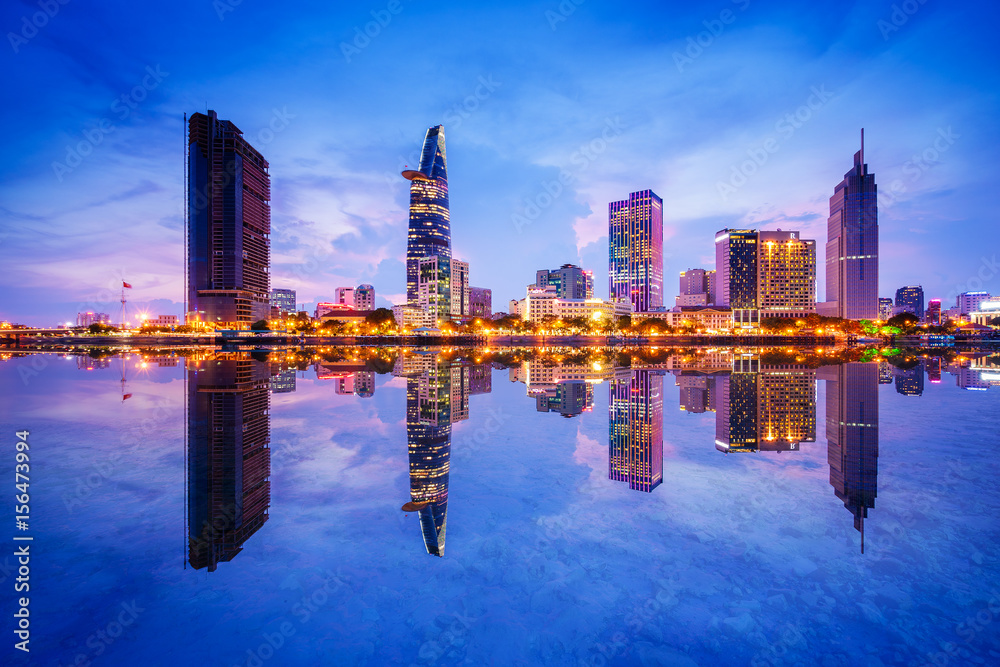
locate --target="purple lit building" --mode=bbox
[609,370,663,492]
[610,190,663,313]
[825,131,878,320]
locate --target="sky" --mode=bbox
[1,0,998,326]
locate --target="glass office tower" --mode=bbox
[826,130,878,320]
[404,125,452,311]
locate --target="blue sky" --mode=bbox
[1,0,998,325]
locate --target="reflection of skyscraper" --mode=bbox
[609,190,663,313]
[187,356,272,571]
[893,362,925,396]
[405,357,453,557]
[715,361,758,453]
[878,362,893,385]
[609,370,663,492]
[269,367,296,393]
[822,363,879,552]
[926,358,942,384]
[536,382,593,418]
[676,374,716,414]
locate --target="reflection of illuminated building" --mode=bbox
[536,382,593,418]
[877,362,893,385]
[674,373,717,414]
[715,358,816,453]
[187,356,272,571]
[893,362,925,396]
[926,358,942,384]
[335,371,375,398]
[821,363,878,552]
[77,356,110,370]
[609,370,663,492]
[269,368,296,393]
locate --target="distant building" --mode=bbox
[450,259,470,321]
[519,285,631,323]
[925,299,942,326]
[956,291,990,316]
[878,297,894,321]
[270,289,296,316]
[535,264,594,299]
[894,362,925,396]
[77,312,111,327]
[145,315,179,327]
[355,284,375,311]
[970,300,1000,328]
[334,287,355,307]
[677,268,716,307]
[187,111,270,328]
[269,368,296,394]
[610,190,663,313]
[895,285,924,320]
[825,130,878,320]
[468,287,492,319]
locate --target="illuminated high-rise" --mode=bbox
[894,285,924,320]
[609,190,663,312]
[187,111,271,328]
[404,125,451,311]
[609,370,663,492]
[715,229,758,326]
[757,230,816,320]
[826,130,878,320]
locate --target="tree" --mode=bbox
[250,319,269,331]
[365,307,396,328]
[991,317,1000,327]
[887,313,919,330]
[760,317,788,332]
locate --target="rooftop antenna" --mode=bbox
[861,127,865,165]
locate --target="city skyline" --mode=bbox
[2,2,999,326]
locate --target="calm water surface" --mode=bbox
[2,349,999,666]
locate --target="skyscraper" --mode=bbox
[404,126,451,311]
[609,370,663,492]
[610,190,663,312]
[894,285,924,320]
[269,289,296,317]
[355,284,375,310]
[826,130,878,320]
[715,229,758,326]
[187,111,271,328]
[878,297,894,321]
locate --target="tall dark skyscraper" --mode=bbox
[609,370,663,492]
[822,362,879,552]
[187,111,271,328]
[187,355,272,571]
[826,130,878,320]
[609,189,663,313]
[403,125,452,313]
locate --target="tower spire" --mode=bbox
[861,127,864,165]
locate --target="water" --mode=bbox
[2,349,999,666]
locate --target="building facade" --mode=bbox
[825,131,878,320]
[468,287,492,319]
[334,287,355,307]
[187,111,271,328]
[355,284,375,311]
[756,230,817,319]
[609,370,664,492]
[878,297,893,321]
[677,268,716,307]
[77,312,111,327]
[610,190,663,313]
[715,229,758,326]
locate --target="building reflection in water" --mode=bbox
[819,362,879,552]
[186,354,275,571]
[609,370,664,492]
[893,360,925,396]
[394,354,492,557]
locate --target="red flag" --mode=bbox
[123,281,133,289]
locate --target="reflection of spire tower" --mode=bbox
[187,356,272,571]
[609,370,663,492]
[406,358,453,557]
[824,362,879,552]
